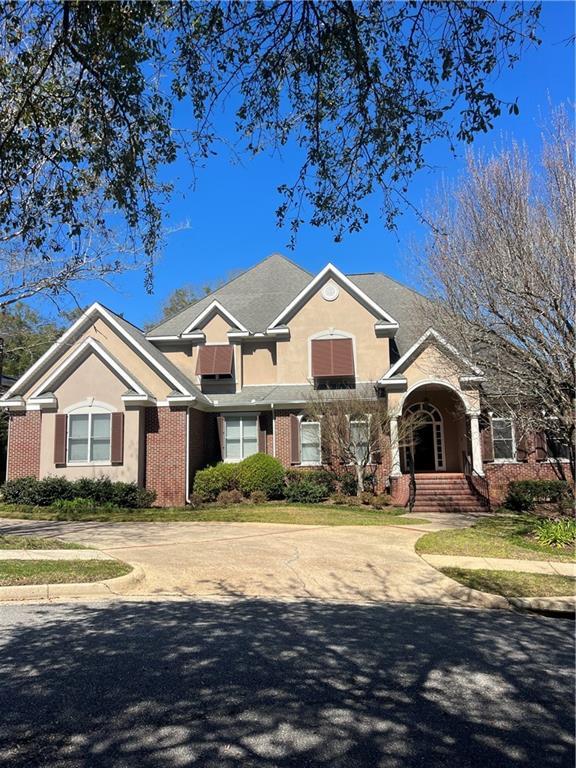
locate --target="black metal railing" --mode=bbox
[463,452,491,511]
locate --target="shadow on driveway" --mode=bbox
[0,599,573,767]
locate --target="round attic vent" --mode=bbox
[321,281,339,301]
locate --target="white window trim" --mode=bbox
[223,412,259,463]
[348,417,372,466]
[67,410,112,466]
[491,416,517,463]
[300,418,322,466]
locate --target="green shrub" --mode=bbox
[285,479,329,503]
[193,463,239,501]
[331,492,347,505]
[236,453,285,498]
[506,480,571,512]
[285,469,335,494]
[250,490,267,505]
[2,477,43,505]
[533,518,576,548]
[339,472,357,496]
[51,497,101,513]
[1,476,155,508]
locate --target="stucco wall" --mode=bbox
[24,317,174,400]
[38,353,142,483]
[276,284,390,384]
[241,341,277,385]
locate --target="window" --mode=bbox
[67,413,111,463]
[350,420,370,464]
[545,431,571,461]
[225,415,258,461]
[301,421,321,465]
[492,417,515,460]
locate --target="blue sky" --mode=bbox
[66,1,575,329]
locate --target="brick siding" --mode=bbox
[144,406,187,507]
[274,409,391,492]
[6,411,41,480]
[484,462,567,507]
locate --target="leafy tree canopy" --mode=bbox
[0,303,61,378]
[1,1,541,307]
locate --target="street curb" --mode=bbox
[508,595,575,618]
[0,564,144,602]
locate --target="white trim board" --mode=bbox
[181,300,248,335]
[267,263,399,330]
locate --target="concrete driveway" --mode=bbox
[0,514,500,608]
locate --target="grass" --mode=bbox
[0,534,85,550]
[416,513,575,562]
[440,567,576,598]
[0,502,427,526]
[0,559,132,587]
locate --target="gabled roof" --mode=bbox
[182,300,248,335]
[379,328,484,382]
[267,263,399,330]
[1,302,210,404]
[147,254,312,338]
[30,337,151,399]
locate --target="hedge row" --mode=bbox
[505,480,572,512]
[1,476,156,508]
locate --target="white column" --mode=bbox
[390,416,401,476]
[469,412,484,476]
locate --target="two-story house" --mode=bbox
[1,254,562,508]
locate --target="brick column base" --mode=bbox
[144,407,187,507]
[7,411,41,480]
[390,475,409,507]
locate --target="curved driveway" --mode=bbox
[0,514,502,608]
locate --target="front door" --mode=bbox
[413,423,436,472]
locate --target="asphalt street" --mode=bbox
[0,598,573,768]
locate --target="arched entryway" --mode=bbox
[399,383,469,474]
[401,402,445,472]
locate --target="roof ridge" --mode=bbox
[147,253,313,334]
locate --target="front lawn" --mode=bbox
[416,514,575,562]
[0,534,85,550]
[440,567,575,598]
[0,502,427,526]
[0,559,132,587]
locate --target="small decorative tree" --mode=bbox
[305,385,424,497]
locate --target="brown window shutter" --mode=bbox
[311,339,354,377]
[111,412,124,464]
[480,417,494,462]
[534,431,547,461]
[196,345,234,376]
[54,414,67,465]
[217,415,225,459]
[290,414,301,464]
[515,427,529,462]
[258,414,267,453]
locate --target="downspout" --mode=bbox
[271,403,275,457]
[185,406,190,504]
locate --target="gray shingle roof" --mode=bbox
[208,383,378,408]
[147,254,431,357]
[104,307,211,404]
[147,254,312,337]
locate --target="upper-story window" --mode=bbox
[196,345,234,379]
[310,337,355,389]
[544,430,571,461]
[68,412,112,463]
[492,417,515,461]
[224,414,258,461]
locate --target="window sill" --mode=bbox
[301,462,323,467]
[492,459,519,464]
[66,461,112,467]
